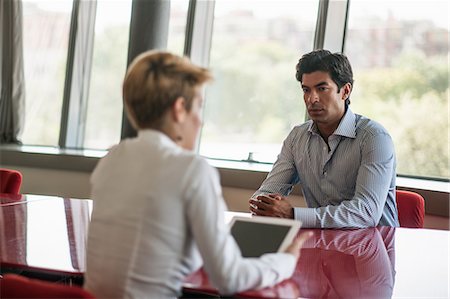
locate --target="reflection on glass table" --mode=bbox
[1,196,448,298]
[0,195,91,277]
[185,227,397,299]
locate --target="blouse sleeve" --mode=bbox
[182,158,297,295]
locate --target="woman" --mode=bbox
[84,50,310,298]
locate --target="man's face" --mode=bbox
[301,71,349,129]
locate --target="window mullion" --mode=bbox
[186,0,215,67]
[313,0,349,52]
[186,0,215,152]
[59,0,97,149]
[323,0,349,52]
[313,0,328,50]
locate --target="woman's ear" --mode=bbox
[172,97,187,123]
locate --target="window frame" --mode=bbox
[1,0,448,188]
[59,0,97,149]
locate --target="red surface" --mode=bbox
[0,193,24,206]
[0,168,22,194]
[0,274,94,298]
[0,195,91,276]
[396,190,425,228]
[0,195,448,298]
[184,227,397,298]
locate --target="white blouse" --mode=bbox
[84,130,296,299]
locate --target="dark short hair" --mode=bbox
[295,49,353,105]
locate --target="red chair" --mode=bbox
[396,190,425,228]
[0,274,94,298]
[0,168,23,194]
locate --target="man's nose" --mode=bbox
[306,90,319,104]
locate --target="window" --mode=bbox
[9,0,449,184]
[199,0,319,163]
[21,0,73,146]
[81,0,189,150]
[167,0,190,55]
[72,0,188,150]
[345,1,449,179]
[83,0,132,150]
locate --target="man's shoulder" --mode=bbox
[355,114,391,137]
[291,120,313,134]
[282,121,313,144]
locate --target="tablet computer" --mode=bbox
[229,216,302,258]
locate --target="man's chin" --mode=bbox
[308,114,322,122]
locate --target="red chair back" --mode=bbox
[0,168,22,194]
[396,190,425,228]
[0,274,94,299]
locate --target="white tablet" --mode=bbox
[229,216,302,258]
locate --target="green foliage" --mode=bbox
[394,51,449,94]
[204,39,304,143]
[353,51,449,178]
[381,91,448,178]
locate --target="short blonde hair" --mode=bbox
[123,50,212,129]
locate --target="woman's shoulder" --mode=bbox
[178,151,214,176]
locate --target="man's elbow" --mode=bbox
[359,212,381,228]
[347,209,380,228]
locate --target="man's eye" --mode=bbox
[318,87,328,91]
[302,88,309,93]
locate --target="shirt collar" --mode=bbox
[137,129,179,149]
[307,108,357,139]
[334,108,357,138]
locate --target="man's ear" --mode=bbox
[172,97,187,123]
[341,83,352,100]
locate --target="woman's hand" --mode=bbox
[284,232,313,259]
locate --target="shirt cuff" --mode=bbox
[293,207,317,228]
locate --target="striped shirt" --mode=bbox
[254,108,398,228]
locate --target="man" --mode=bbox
[249,49,398,228]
